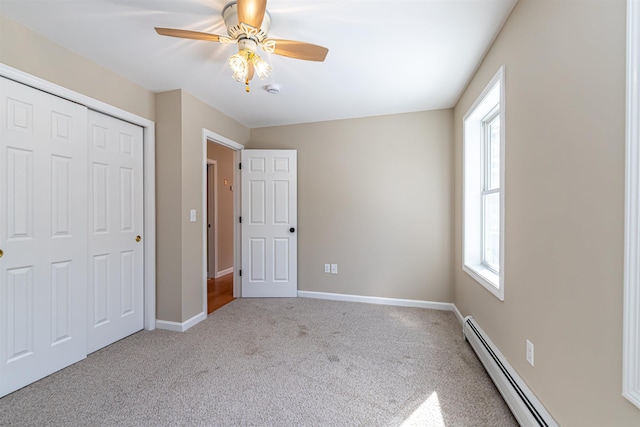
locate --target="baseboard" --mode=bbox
[452,304,464,325]
[215,267,234,278]
[156,311,206,332]
[298,290,458,313]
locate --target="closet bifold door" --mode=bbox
[0,77,89,397]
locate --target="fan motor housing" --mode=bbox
[222,2,271,42]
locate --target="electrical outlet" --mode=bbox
[331,264,338,274]
[526,340,534,366]
[324,264,330,273]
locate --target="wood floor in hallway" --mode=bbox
[207,273,234,314]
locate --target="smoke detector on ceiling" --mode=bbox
[264,84,280,94]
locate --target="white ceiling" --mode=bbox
[0,0,517,128]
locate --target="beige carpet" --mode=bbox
[0,298,517,426]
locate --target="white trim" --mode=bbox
[463,264,500,296]
[0,63,157,331]
[452,304,464,325]
[462,65,506,301]
[623,0,640,409]
[202,140,208,316]
[234,148,242,297]
[155,312,207,332]
[202,129,244,311]
[203,129,244,151]
[216,267,234,278]
[298,290,456,312]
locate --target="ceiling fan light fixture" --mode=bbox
[229,51,248,74]
[229,47,270,85]
[251,55,271,80]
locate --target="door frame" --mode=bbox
[206,160,218,278]
[201,129,244,315]
[0,63,157,331]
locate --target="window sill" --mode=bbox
[463,264,504,301]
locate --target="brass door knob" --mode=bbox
[135,236,141,242]
[0,249,3,258]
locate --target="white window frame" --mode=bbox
[481,106,501,274]
[463,66,506,301]
[623,0,640,409]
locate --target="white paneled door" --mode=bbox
[241,150,297,297]
[87,111,144,354]
[0,77,88,395]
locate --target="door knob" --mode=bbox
[136,235,141,242]
[0,249,3,258]
[289,227,295,233]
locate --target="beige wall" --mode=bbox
[154,90,183,322]
[0,15,154,121]
[453,0,639,425]
[249,110,454,302]
[207,142,235,273]
[155,90,249,322]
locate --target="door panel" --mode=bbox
[87,111,143,354]
[0,77,88,396]
[241,150,297,297]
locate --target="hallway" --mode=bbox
[207,273,234,314]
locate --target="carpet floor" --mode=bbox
[0,298,517,426]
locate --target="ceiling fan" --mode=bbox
[155,0,329,92]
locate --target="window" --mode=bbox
[463,66,505,300]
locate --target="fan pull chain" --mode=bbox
[245,78,250,93]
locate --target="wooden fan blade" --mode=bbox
[268,39,329,62]
[237,0,267,29]
[155,27,223,42]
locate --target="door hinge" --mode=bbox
[239,269,242,277]
[239,216,242,223]
[239,162,242,170]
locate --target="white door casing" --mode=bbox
[201,130,243,307]
[87,111,144,354]
[241,150,297,297]
[0,77,88,395]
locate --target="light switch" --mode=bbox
[190,209,197,222]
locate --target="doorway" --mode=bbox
[201,130,243,317]
[206,140,236,313]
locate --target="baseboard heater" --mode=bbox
[462,316,559,427]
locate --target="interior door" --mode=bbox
[241,150,297,297]
[0,77,88,396]
[87,111,144,354]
